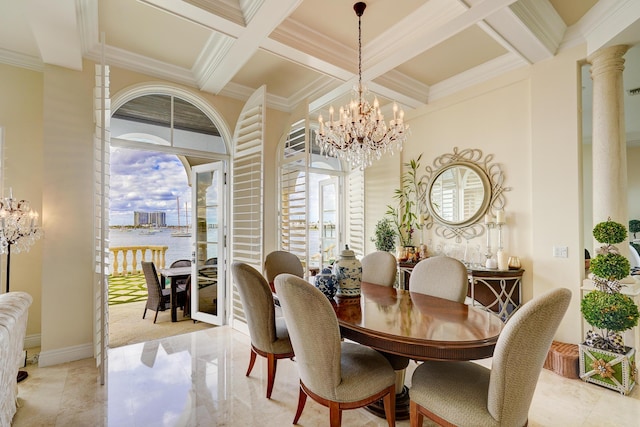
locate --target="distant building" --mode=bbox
[134,211,166,227]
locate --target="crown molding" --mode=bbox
[0,48,43,72]
[581,0,640,54]
[428,52,527,102]
[508,0,565,55]
[192,33,236,88]
[84,44,197,88]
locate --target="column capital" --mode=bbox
[588,45,630,79]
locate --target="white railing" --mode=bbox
[109,245,168,276]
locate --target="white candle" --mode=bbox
[497,250,508,271]
[496,209,505,224]
[484,213,493,225]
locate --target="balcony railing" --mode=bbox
[109,245,168,276]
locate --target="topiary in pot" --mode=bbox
[582,219,639,354]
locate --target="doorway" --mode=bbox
[106,87,231,347]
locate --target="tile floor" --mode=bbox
[12,326,640,426]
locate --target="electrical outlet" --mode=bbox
[553,246,568,258]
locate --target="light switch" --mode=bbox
[553,246,568,258]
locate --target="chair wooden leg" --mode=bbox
[142,307,147,319]
[246,349,257,377]
[266,353,277,399]
[153,307,159,323]
[383,385,396,427]
[293,386,307,425]
[329,401,342,427]
[410,400,423,427]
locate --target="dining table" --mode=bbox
[331,281,504,419]
[158,266,191,322]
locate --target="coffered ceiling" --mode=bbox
[1,0,639,125]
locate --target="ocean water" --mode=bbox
[109,228,193,272]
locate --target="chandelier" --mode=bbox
[316,2,409,170]
[0,188,43,292]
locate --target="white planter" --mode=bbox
[579,344,636,395]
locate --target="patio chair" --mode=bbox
[142,261,186,323]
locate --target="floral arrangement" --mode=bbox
[582,219,639,353]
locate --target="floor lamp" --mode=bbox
[0,188,43,382]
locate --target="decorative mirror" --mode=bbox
[420,147,509,241]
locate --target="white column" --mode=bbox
[587,45,629,246]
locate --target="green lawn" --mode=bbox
[108,274,148,305]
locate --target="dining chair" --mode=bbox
[409,287,571,427]
[361,251,410,388]
[141,261,186,323]
[274,273,396,427]
[409,256,469,303]
[231,262,294,399]
[264,250,304,292]
[361,251,398,286]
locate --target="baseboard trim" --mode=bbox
[24,333,41,350]
[38,343,94,367]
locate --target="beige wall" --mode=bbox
[0,64,44,341]
[393,44,587,343]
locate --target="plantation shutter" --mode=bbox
[231,86,265,328]
[93,62,111,384]
[347,169,365,258]
[279,119,308,269]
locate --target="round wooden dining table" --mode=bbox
[332,281,505,419]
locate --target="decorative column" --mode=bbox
[587,45,629,244]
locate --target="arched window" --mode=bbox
[278,118,364,273]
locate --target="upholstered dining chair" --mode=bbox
[361,251,410,389]
[264,250,304,292]
[275,273,396,427]
[409,256,469,303]
[141,261,186,323]
[231,262,294,399]
[361,251,398,286]
[409,287,571,427]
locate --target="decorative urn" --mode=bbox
[333,245,362,297]
[315,268,337,300]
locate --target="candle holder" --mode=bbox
[484,221,495,262]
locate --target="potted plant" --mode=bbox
[371,218,397,252]
[385,154,425,249]
[579,219,639,395]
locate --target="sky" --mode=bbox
[109,147,191,226]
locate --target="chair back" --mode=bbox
[141,261,164,309]
[231,262,281,353]
[275,274,343,399]
[264,251,304,284]
[409,256,469,302]
[361,251,397,286]
[170,259,191,268]
[488,288,571,426]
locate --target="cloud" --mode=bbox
[109,147,191,225]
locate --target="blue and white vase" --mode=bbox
[333,245,362,297]
[315,268,337,300]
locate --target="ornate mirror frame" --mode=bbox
[419,147,510,242]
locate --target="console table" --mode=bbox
[397,262,524,322]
